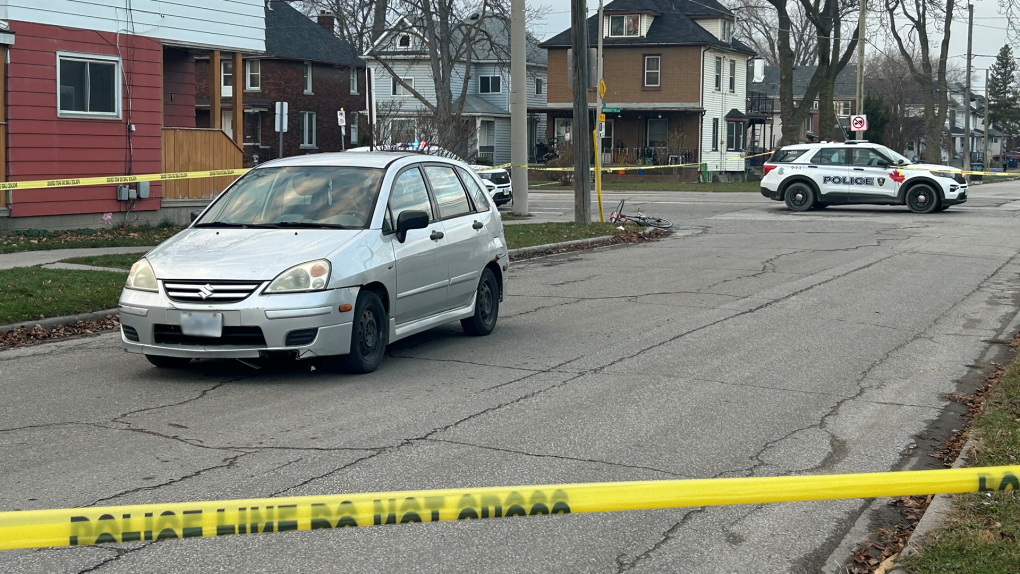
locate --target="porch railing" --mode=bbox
[747,91,775,116]
[161,128,244,200]
[605,147,698,167]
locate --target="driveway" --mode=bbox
[3,182,1020,573]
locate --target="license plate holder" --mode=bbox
[180,312,223,338]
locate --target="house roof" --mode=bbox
[540,0,754,55]
[454,95,511,116]
[749,65,858,100]
[263,1,363,67]
[367,13,546,65]
[725,108,747,120]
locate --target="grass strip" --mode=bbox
[539,181,759,192]
[905,333,1020,573]
[0,267,126,324]
[503,222,637,250]
[59,253,142,270]
[0,224,182,254]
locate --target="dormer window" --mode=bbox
[721,19,733,42]
[609,14,640,37]
[398,34,411,48]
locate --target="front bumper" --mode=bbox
[491,186,512,204]
[942,186,968,206]
[119,285,357,360]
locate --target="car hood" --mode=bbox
[146,228,363,281]
[903,163,956,173]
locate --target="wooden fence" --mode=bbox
[161,128,243,200]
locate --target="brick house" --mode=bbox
[539,0,755,177]
[748,65,858,146]
[195,1,365,166]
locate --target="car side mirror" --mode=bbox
[190,209,202,223]
[396,210,429,243]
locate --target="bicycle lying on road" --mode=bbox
[608,200,673,229]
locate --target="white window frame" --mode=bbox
[397,33,412,48]
[714,56,722,91]
[834,101,851,116]
[721,20,733,42]
[479,75,502,94]
[392,76,414,96]
[350,68,359,95]
[56,51,122,120]
[303,61,313,94]
[300,111,316,148]
[811,99,819,110]
[726,121,744,151]
[245,59,260,91]
[535,77,544,95]
[729,59,735,93]
[350,114,359,143]
[608,14,640,37]
[644,56,660,87]
[711,118,719,151]
[221,60,233,98]
[555,117,572,142]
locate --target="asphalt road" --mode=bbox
[3,183,1020,573]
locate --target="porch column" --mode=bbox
[210,50,221,129]
[232,52,243,147]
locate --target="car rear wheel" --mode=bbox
[906,183,940,214]
[338,290,388,374]
[784,182,815,212]
[145,355,192,369]
[462,268,499,336]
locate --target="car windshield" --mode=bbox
[479,171,510,185]
[196,166,384,229]
[874,145,911,165]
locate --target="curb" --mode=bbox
[507,226,663,259]
[0,308,119,334]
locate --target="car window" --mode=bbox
[773,149,806,163]
[851,148,889,167]
[388,167,434,221]
[479,170,510,185]
[457,167,491,212]
[811,148,846,165]
[423,165,472,218]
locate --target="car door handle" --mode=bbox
[808,165,818,168]
[472,220,483,230]
[853,167,865,171]
[430,230,444,240]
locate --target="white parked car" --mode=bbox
[760,141,968,213]
[119,152,509,373]
[474,166,513,207]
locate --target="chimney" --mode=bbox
[317,10,336,34]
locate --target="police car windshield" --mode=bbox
[874,145,911,165]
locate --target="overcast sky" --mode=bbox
[535,0,1011,92]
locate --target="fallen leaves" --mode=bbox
[511,229,667,261]
[0,315,120,351]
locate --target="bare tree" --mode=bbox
[864,51,925,152]
[886,0,957,164]
[290,0,378,55]
[800,0,861,141]
[730,0,816,66]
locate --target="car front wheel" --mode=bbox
[462,268,499,336]
[784,182,815,212]
[339,290,388,374]
[906,183,940,214]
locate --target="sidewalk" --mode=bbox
[0,246,153,270]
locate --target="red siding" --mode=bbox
[6,21,162,217]
[163,47,196,128]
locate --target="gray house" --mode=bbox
[362,14,548,164]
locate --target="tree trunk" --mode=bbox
[816,72,836,140]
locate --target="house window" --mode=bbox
[300,111,316,148]
[303,62,313,94]
[907,141,915,151]
[391,118,415,143]
[536,78,544,95]
[647,118,667,147]
[811,99,818,110]
[555,117,572,142]
[949,109,956,127]
[480,76,502,94]
[714,57,722,91]
[398,34,411,48]
[729,59,735,93]
[392,76,414,96]
[803,115,813,134]
[711,118,719,151]
[721,20,733,42]
[644,56,660,87]
[726,121,744,151]
[609,14,640,37]
[221,60,233,98]
[243,110,261,145]
[245,59,260,91]
[350,113,359,143]
[57,52,120,118]
[834,101,850,116]
[350,69,358,94]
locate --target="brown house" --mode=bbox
[539,0,755,176]
[195,1,365,166]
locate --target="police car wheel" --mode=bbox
[906,183,940,214]
[784,182,815,212]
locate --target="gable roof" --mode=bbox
[366,13,546,65]
[540,0,753,54]
[264,0,363,67]
[748,65,858,100]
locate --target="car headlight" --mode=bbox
[930,171,955,179]
[125,258,158,292]
[265,259,331,294]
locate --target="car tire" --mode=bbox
[338,290,388,374]
[784,182,815,212]
[145,355,192,369]
[461,268,499,336]
[905,183,940,214]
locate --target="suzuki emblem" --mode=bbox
[197,284,215,299]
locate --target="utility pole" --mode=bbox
[983,68,990,170]
[593,0,605,222]
[570,0,591,223]
[510,0,528,216]
[963,3,973,178]
[855,0,866,140]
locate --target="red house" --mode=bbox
[0,1,266,229]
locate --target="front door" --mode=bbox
[422,164,489,310]
[849,147,896,200]
[388,167,448,325]
[807,147,849,201]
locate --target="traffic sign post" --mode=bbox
[275,102,289,159]
[338,108,346,151]
[850,114,868,132]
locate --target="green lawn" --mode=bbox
[0,224,182,254]
[503,222,635,250]
[539,181,759,192]
[905,334,1020,574]
[0,267,126,324]
[60,253,142,270]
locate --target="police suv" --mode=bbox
[760,141,967,213]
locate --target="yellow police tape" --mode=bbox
[1,466,1016,550]
[0,169,252,192]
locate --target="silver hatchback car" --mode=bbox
[119,152,509,373]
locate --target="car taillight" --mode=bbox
[763,164,778,176]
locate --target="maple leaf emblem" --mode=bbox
[889,170,906,183]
